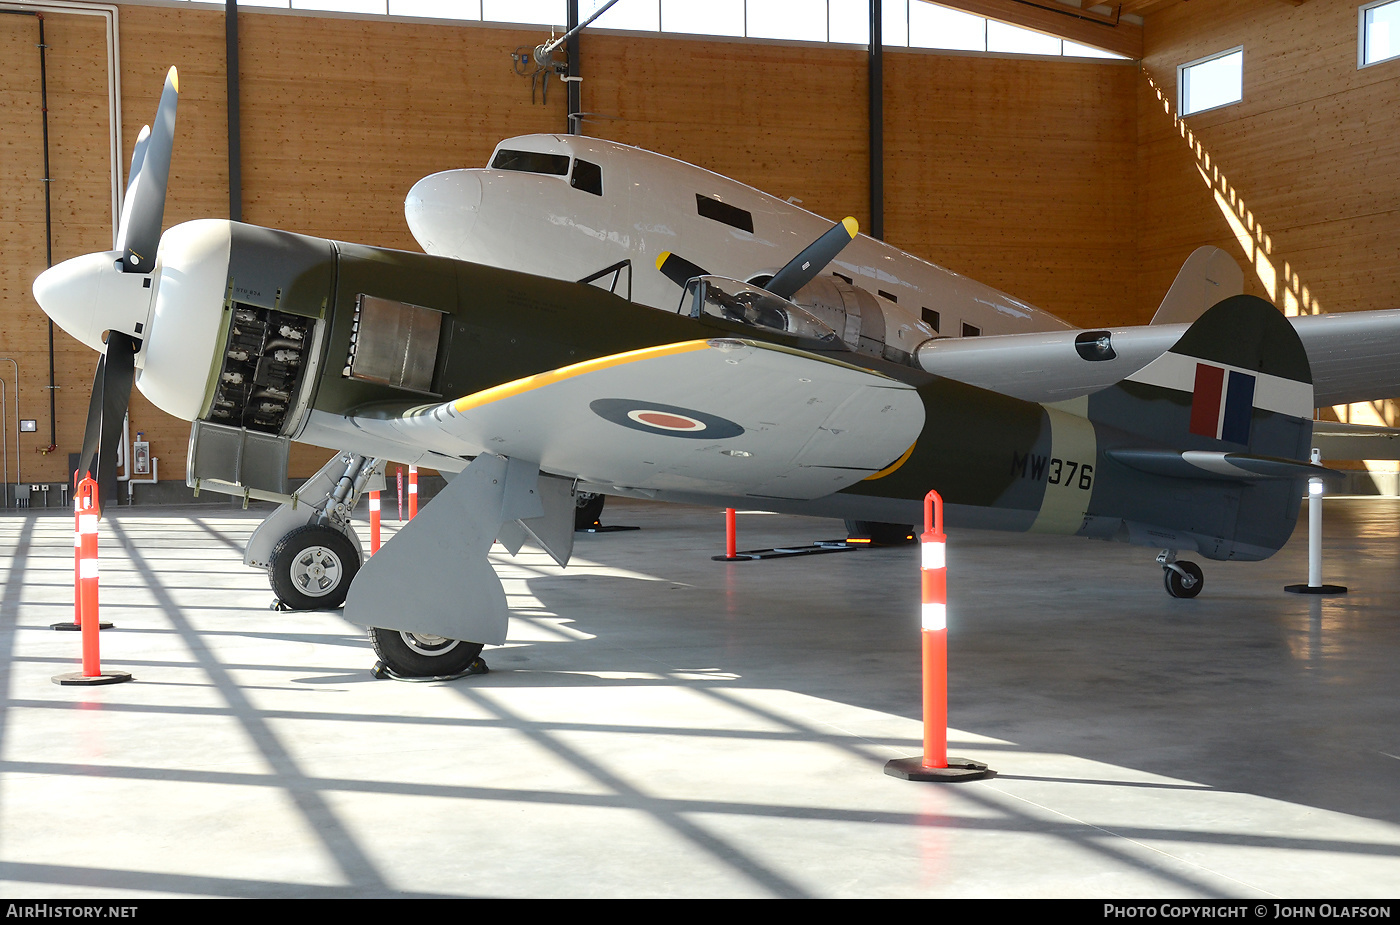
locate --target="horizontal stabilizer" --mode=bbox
[1310,421,1400,461]
[1108,448,1340,482]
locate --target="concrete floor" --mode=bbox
[2,497,1399,898]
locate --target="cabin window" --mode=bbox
[345,294,444,394]
[878,289,898,303]
[1178,47,1243,116]
[696,195,754,233]
[571,158,603,195]
[1361,1,1400,67]
[962,322,981,337]
[491,149,570,176]
[922,308,940,332]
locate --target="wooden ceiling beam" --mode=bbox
[930,0,1143,58]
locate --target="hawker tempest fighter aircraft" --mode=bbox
[30,70,1400,678]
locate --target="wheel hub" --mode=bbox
[291,546,343,597]
[400,632,461,657]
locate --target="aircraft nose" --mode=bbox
[405,170,482,257]
[33,250,152,354]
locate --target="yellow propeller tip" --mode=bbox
[655,252,671,271]
[168,66,179,92]
[842,216,859,238]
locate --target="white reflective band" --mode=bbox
[79,558,99,579]
[74,533,81,547]
[922,602,946,631]
[369,498,380,510]
[921,540,945,570]
[79,514,98,535]
[409,484,417,493]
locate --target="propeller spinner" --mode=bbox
[32,67,180,511]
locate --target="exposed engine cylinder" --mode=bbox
[789,276,933,365]
[208,304,313,434]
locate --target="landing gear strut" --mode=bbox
[1158,550,1204,599]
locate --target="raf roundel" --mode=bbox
[627,410,707,432]
[590,398,745,440]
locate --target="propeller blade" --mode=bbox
[763,217,858,300]
[76,333,138,513]
[656,251,710,289]
[94,332,138,511]
[124,125,152,203]
[118,67,178,273]
[77,355,106,487]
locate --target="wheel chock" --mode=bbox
[370,656,489,683]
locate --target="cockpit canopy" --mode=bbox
[683,276,842,349]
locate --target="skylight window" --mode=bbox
[1361,0,1400,67]
[390,0,481,19]
[168,0,1128,62]
[909,2,983,51]
[1179,47,1243,116]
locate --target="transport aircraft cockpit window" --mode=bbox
[571,159,603,195]
[490,149,571,176]
[696,194,755,233]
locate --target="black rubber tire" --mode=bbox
[1163,560,1204,599]
[844,519,917,546]
[575,491,606,530]
[267,524,360,611]
[368,627,484,678]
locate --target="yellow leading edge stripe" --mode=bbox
[453,341,712,414]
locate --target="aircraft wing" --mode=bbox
[915,307,1400,408]
[361,338,925,500]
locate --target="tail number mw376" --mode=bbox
[1012,452,1094,490]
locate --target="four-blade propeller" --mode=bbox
[54,67,179,511]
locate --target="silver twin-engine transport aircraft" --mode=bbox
[30,71,1400,677]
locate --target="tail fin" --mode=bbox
[1150,246,1244,325]
[1088,294,1325,560]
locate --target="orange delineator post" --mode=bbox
[52,479,131,686]
[408,465,418,519]
[883,489,989,781]
[369,490,381,554]
[72,489,82,626]
[76,478,101,676]
[725,508,737,559]
[920,489,949,770]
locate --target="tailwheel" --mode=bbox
[368,627,485,678]
[268,524,360,610]
[1163,560,1204,599]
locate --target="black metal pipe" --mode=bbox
[38,13,58,452]
[227,0,242,222]
[566,0,580,135]
[869,0,884,241]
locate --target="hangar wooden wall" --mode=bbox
[1138,0,1400,428]
[0,0,1395,488]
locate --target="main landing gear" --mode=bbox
[247,452,484,678]
[1157,550,1204,599]
[368,628,485,678]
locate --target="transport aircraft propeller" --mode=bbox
[656,215,860,299]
